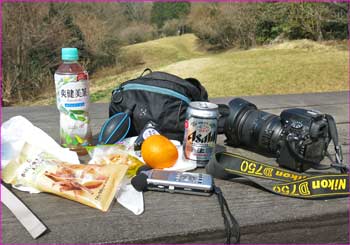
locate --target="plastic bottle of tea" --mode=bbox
[54,48,92,155]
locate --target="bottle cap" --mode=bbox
[62,48,78,61]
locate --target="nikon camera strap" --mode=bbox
[206,152,350,199]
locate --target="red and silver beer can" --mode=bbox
[183,102,218,167]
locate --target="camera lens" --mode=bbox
[224,98,282,156]
[224,98,256,146]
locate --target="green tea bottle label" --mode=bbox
[54,73,91,148]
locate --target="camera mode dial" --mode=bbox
[291,121,303,129]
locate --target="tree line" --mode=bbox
[2,2,348,105]
[189,2,348,49]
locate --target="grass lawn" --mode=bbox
[23,34,348,105]
[162,46,348,97]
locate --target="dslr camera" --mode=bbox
[224,98,344,172]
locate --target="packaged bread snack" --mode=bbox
[87,145,145,177]
[2,143,128,212]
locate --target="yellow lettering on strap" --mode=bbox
[219,152,350,199]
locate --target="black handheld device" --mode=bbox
[131,169,240,244]
[132,169,213,196]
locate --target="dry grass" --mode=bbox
[17,34,348,105]
[121,34,204,67]
[90,35,348,103]
[161,46,348,97]
[265,39,335,51]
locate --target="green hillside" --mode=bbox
[91,35,347,102]
[27,34,348,105]
[160,40,348,97]
[85,34,205,102]
[122,34,205,67]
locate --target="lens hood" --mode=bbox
[224,98,257,146]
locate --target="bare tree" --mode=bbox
[2,3,70,104]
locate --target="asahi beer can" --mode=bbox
[183,102,219,167]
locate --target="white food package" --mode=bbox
[1,116,80,193]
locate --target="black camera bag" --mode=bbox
[109,69,209,141]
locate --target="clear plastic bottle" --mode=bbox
[134,121,160,152]
[54,48,92,155]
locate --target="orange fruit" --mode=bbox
[141,135,178,169]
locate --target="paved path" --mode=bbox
[2,91,349,243]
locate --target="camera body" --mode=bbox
[277,108,330,172]
[224,98,331,172]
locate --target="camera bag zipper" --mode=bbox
[115,83,191,104]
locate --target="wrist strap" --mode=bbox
[207,152,350,199]
[325,114,347,173]
[214,185,240,244]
